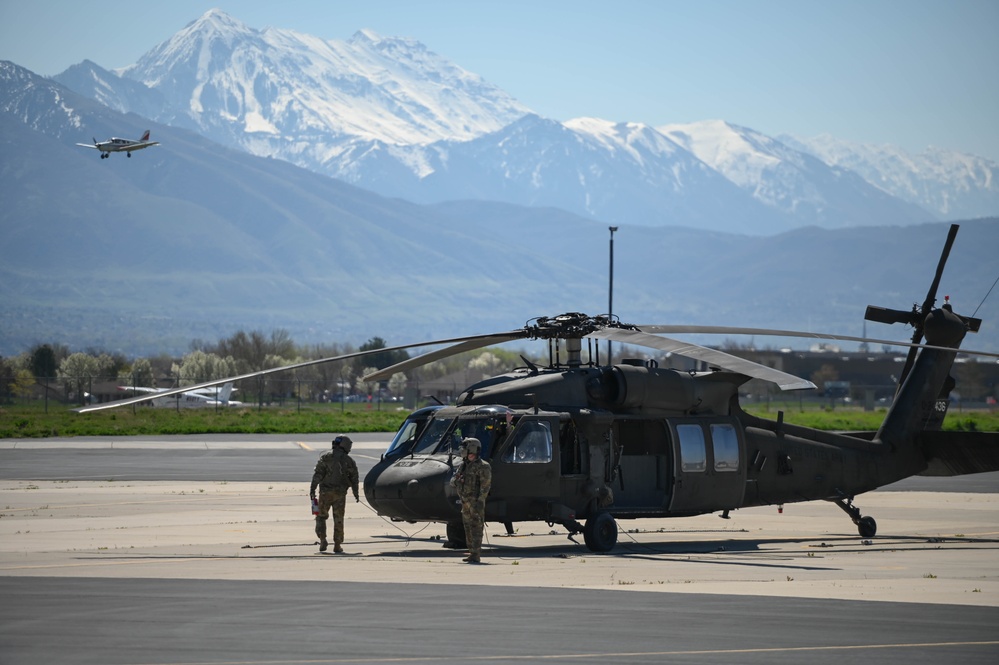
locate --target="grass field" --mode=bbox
[2,401,996,439]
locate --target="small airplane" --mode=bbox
[76,130,159,159]
[116,382,242,409]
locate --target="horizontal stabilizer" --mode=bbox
[918,431,999,476]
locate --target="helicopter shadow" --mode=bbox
[367,529,999,573]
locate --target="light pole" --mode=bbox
[608,226,618,363]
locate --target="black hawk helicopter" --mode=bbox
[78,224,999,552]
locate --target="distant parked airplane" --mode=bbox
[117,382,242,408]
[76,130,159,159]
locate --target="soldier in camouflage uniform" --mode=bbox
[450,437,492,563]
[310,435,360,553]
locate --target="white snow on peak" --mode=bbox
[783,133,998,216]
[659,119,783,187]
[118,9,530,146]
[565,117,681,164]
[353,28,383,43]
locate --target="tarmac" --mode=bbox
[2,435,998,664]
[2,436,997,606]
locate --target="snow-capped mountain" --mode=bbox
[324,115,793,233]
[54,8,531,169]
[48,9,998,234]
[119,10,529,145]
[779,133,999,221]
[4,60,999,355]
[660,120,934,228]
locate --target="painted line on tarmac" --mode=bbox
[105,639,999,664]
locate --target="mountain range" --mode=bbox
[51,9,999,235]
[2,9,998,358]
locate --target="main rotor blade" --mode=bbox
[363,333,526,383]
[590,328,816,391]
[632,325,999,359]
[75,331,523,413]
[923,223,959,316]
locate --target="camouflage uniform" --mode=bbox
[451,453,492,562]
[310,444,359,552]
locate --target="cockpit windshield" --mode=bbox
[383,407,441,457]
[384,418,421,457]
[410,408,514,459]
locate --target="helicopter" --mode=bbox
[77,224,999,553]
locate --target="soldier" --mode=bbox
[309,435,360,553]
[450,437,492,563]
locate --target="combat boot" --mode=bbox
[463,553,480,564]
[333,544,344,553]
[319,538,328,552]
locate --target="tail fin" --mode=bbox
[876,306,967,472]
[140,130,151,142]
[218,382,234,405]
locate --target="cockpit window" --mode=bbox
[385,418,420,456]
[451,416,509,458]
[501,420,552,464]
[409,413,512,458]
[412,418,454,455]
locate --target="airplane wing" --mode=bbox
[117,386,162,394]
[123,141,159,151]
[75,143,99,149]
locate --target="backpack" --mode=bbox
[324,450,351,490]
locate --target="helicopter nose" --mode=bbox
[364,458,456,521]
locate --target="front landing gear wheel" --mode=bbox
[858,516,877,538]
[583,512,617,552]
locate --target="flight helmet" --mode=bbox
[334,435,353,453]
[462,437,482,457]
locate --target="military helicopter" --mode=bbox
[78,224,999,552]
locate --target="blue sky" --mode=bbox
[2,0,997,161]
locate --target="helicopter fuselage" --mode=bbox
[362,362,909,549]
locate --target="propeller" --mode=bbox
[362,312,817,392]
[862,223,981,393]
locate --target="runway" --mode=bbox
[2,434,998,664]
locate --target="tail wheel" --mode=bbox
[583,512,617,552]
[858,516,877,538]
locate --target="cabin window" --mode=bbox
[676,424,706,472]
[502,420,552,463]
[710,423,740,472]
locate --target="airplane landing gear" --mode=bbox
[127,152,131,158]
[832,496,877,538]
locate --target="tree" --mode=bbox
[171,351,238,386]
[118,358,155,387]
[58,353,100,404]
[29,344,61,380]
[468,351,503,381]
[388,372,408,397]
[210,329,296,373]
[0,357,14,403]
[355,367,380,398]
[353,337,409,375]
